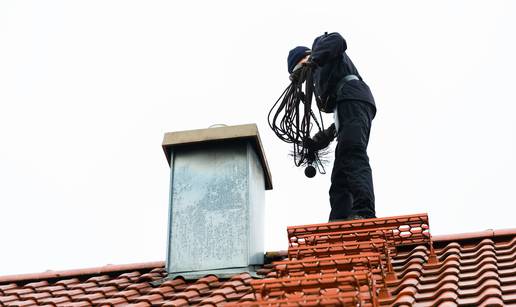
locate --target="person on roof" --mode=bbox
[287,32,377,222]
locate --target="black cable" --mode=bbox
[268,64,327,176]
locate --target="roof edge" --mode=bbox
[433,228,516,242]
[3,229,515,284]
[0,261,165,284]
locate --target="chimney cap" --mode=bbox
[162,123,273,190]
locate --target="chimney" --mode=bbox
[162,124,273,279]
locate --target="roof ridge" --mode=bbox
[2,229,514,284]
[433,228,516,242]
[0,261,165,284]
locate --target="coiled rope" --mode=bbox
[268,64,327,174]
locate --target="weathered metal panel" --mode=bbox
[247,143,265,265]
[165,150,175,273]
[162,124,273,190]
[167,142,251,273]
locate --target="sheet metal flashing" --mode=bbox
[162,123,272,190]
[164,266,263,281]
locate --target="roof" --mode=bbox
[1,213,515,306]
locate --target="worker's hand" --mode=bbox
[289,56,314,82]
[304,136,328,152]
[299,56,317,71]
[289,68,305,82]
[303,138,317,151]
[298,55,310,65]
[310,124,336,150]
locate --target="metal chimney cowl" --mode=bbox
[162,124,273,279]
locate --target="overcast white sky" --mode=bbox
[1,1,515,276]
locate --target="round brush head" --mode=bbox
[304,165,316,178]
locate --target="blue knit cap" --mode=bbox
[287,46,310,73]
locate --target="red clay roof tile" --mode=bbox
[86,275,111,283]
[54,278,80,287]
[119,272,143,280]
[67,281,98,291]
[210,286,236,297]
[100,277,130,287]
[23,280,49,289]
[184,283,209,293]
[84,285,118,295]
[160,278,185,289]
[96,296,129,306]
[63,301,92,307]
[18,291,52,301]
[161,298,188,307]
[0,283,17,294]
[125,282,152,294]
[36,284,66,293]
[112,288,140,300]
[0,295,18,304]
[4,286,33,295]
[73,292,106,303]
[171,289,199,301]
[147,285,174,297]
[133,293,165,304]
[5,299,37,306]
[1,213,515,306]
[37,295,72,305]
[52,288,84,297]
[503,292,516,304]
[198,294,225,305]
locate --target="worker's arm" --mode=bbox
[305,123,337,151]
[310,32,347,67]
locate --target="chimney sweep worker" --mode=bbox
[287,32,377,222]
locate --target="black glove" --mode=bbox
[305,124,336,151]
[289,58,316,82]
[289,67,304,82]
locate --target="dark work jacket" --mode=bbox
[311,32,376,116]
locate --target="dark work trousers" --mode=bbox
[329,100,376,221]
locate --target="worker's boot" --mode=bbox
[329,214,365,223]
